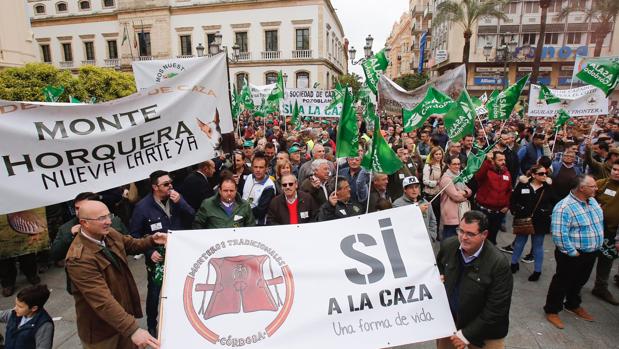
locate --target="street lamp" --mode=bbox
[196,43,205,57]
[482,34,530,88]
[283,73,288,87]
[349,34,375,65]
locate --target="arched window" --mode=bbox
[265,72,277,85]
[34,4,46,14]
[56,2,67,12]
[236,73,248,93]
[296,71,309,88]
[79,0,90,10]
[103,0,114,7]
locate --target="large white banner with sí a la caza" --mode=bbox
[0,54,233,214]
[159,206,456,348]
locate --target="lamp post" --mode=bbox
[348,34,375,65]
[195,43,205,57]
[483,34,529,88]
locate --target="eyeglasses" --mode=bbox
[535,172,547,176]
[82,213,114,222]
[456,228,483,239]
[281,182,295,187]
[158,181,173,187]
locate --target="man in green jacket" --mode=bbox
[193,176,255,229]
[51,192,129,263]
[436,210,513,349]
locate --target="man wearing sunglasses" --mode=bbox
[267,174,318,225]
[129,170,195,337]
[436,210,513,349]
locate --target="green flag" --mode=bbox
[356,83,373,105]
[443,89,476,143]
[362,102,377,126]
[576,61,619,97]
[326,82,345,113]
[361,115,403,175]
[254,98,277,118]
[486,74,529,121]
[69,96,81,103]
[538,84,561,104]
[455,142,495,184]
[267,70,285,102]
[231,86,240,120]
[239,78,254,111]
[42,85,64,102]
[402,86,454,132]
[554,109,571,129]
[335,87,360,158]
[291,100,301,131]
[362,49,389,95]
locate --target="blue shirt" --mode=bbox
[551,192,604,256]
[130,193,195,238]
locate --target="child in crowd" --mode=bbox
[0,284,53,349]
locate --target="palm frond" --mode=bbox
[434,1,464,26]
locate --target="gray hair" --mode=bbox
[311,158,330,172]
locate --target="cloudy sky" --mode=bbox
[330,0,409,76]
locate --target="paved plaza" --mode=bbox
[1,233,618,349]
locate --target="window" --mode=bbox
[522,33,536,46]
[568,0,586,9]
[502,2,517,14]
[523,1,538,13]
[62,43,73,61]
[138,32,151,56]
[79,0,90,10]
[180,35,192,56]
[296,28,310,50]
[103,0,114,7]
[296,72,309,88]
[236,73,248,92]
[107,40,118,59]
[265,72,278,85]
[235,32,248,52]
[34,4,45,14]
[326,32,330,53]
[566,32,582,45]
[40,45,51,63]
[265,30,278,51]
[84,42,95,61]
[548,0,562,12]
[56,2,67,12]
[545,33,559,44]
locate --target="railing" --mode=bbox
[177,54,194,58]
[138,56,153,61]
[81,60,96,65]
[104,58,119,67]
[59,61,73,68]
[237,51,251,61]
[292,49,312,59]
[261,51,280,60]
[424,5,432,18]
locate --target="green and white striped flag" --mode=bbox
[576,60,619,97]
[402,86,454,132]
[443,89,476,142]
[362,49,389,95]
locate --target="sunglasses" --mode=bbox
[535,172,547,176]
[159,181,173,187]
[281,182,295,187]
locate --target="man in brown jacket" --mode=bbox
[66,200,167,349]
[267,174,318,224]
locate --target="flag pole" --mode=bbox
[477,114,491,147]
[550,128,559,154]
[428,178,454,204]
[365,171,373,214]
[587,114,600,140]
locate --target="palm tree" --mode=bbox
[557,0,619,57]
[530,0,551,84]
[433,0,508,64]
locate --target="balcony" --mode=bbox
[292,49,312,59]
[176,55,194,59]
[104,58,119,67]
[59,61,73,68]
[237,51,251,61]
[81,60,96,66]
[138,56,153,61]
[261,51,280,60]
[424,4,432,19]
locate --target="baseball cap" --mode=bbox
[243,140,254,147]
[402,176,420,188]
[288,146,300,154]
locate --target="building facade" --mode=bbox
[0,1,36,68]
[385,0,432,80]
[428,0,619,104]
[27,0,347,89]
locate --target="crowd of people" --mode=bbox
[1,107,618,349]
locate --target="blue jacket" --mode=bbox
[4,308,53,349]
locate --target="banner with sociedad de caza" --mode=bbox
[133,56,203,91]
[281,88,342,118]
[0,54,233,214]
[527,84,608,117]
[159,206,456,348]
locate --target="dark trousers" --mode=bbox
[442,225,458,240]
[544,248,598,314]
[0,253,38,287]
[146,272,161,332]
[479,208,504,245]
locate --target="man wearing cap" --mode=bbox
[393,176,437,240]
[267,174,318,225]
[288,145,302,176]
[242,140,254,166]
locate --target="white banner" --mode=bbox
[527,84,608,117]
[282,88,341,118]
[250,83,276,107]
[132,56,203,91]
[0,55,233,214]
[160,207,455,348]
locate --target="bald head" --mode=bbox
[78,200,112,238]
